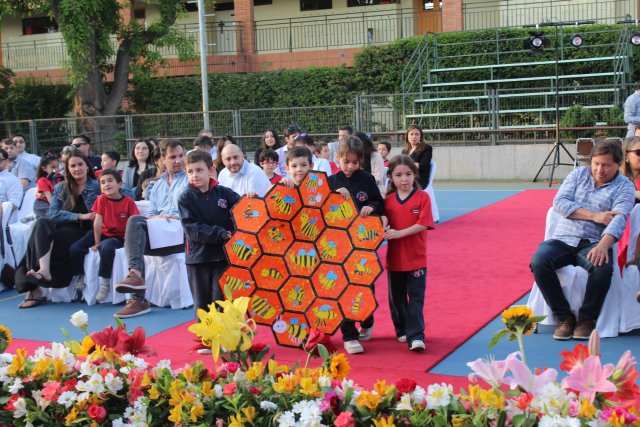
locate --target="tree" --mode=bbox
[0,1,196,120]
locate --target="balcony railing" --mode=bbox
[254,8,441,53]
[463,0,636,30]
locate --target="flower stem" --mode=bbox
[304,351,312,368]
[516,327,527,366]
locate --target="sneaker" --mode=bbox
[115,271,146,294]
[573,318,595,340]
[343,340,364,354]
[358,327,373,342]
[410,340,426,351]
[96,284,110,302]
[114,299,150,318]
[553,315,576,340]
[397,335,407,342]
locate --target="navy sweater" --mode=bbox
[178,180,241,264]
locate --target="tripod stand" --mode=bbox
[532,140,575,185]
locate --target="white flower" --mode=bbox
[214,384,223,398]
[13,397,27,418]
[31,390,50,410]
[277,411,297,427]
[105,372,124,394]
[396,394,413,411]
[297,400,324,427]
[8,378,23,394]
[317,375,332,388]
[0,366,10,384]
[57,391,77,408]
[426,383,453,409]
[0,353,13,365]
[70,310,89,330]
[76,373,105,401]
[538,414,581,427]
[112,419,126,427]
[260,401,278,411]
[411,385,426,405]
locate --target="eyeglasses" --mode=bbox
[627,149,640,156]
[73,142,89,147]
[293,133,308,140]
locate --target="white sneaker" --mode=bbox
[358,327,372,342]
[197,348,212,355]
[96,284,110,302]
[410,340,425,351]
[343,340,364,354]
[397,335,407,342]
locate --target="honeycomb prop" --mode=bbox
[220,171,384,347]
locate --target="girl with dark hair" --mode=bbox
[254,129,282,165]
[123,138,154,195]
[402,125,433,190]
[15,150,100,308]
[212,136,236,176]
[33,156,59,218]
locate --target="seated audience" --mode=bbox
[12,134,40,169]
[254,129,282,165]
[98,151,120,178]
[0,148,23,211]
[71,135,102,172]
[2,138,36,190]
[34,156,59,218]
[294,134,332,176]
[212,136,235,177]
[123,139,154,196]
[259,149,282,185]
[218,144,270,197]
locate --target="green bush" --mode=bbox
[599,106,625,138]
[559,105,597,139]
[1,78,73,120]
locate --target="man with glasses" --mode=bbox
[12,135,40,169]
[1,139,36,190]
[0,147,24,211]
[275,124,302,178]
[71,135,102,172]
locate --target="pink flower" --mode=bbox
[223,382,237,396]
[218,362,240,374]
[334,411,356,427]
[601,407,639,424]
[248,386,260,395]
[503,356,557,395]
[561,355,616,403]
[87,404,107,422]
[467,352,518,388]
[41,381,61,402]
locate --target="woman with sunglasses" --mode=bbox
[254,129,282,165]
[15,150,100,308]
[622,137,640,203]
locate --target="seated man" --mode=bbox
[113,138,188,318]
[0,148,24,211]
[71,135,102,172]
[530,140,635,340]
[2,138,36,190]
[217,144,271,197]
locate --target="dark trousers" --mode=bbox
[340,283,375,342]
[69,231,123,279]
[186,261,227,319]
[388,268,427,344]
[530,238,613,321]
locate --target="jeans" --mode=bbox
[388,268,426,344]
[530,239,613,321]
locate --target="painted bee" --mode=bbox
[307,194,322,205]
[325,201,354,222]
[250,295,277,319]
[271,192,296,215]
[229,240,258,261]
[306,173,323,190]
[289,249,317,270]
[225,275,253,291]
[313,304,338,327]
[318,237,337,260]
[351,292,363,315]
[261,268,283,279]
[319,270,338,290]
[357,224,379,241]
[267,226,284,243]
[287,318,308,345]
[353,258,373,276]
[299,212,319,239]
[243,208,260,219]
[287,286,305,307]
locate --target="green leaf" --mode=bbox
[317,343,329,359]
[60,327,71,339]
[488,329,509,348]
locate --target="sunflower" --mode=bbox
[501,306,537,334]
[0,325,12,352]
[329,353,350,380]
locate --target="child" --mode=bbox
[315,141,330,160]
[68,169,139,302]
[98,151,120,178]
[377,141,391,167]
[294,134,332,176]
[383,155,434,352]
[33,155,59,218]
[259,149,282,185]
[281,146,313,188]
[178,150,241,352]
[328,135,384,355]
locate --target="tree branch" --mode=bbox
[104,38,132,116]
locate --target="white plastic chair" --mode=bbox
[526,207,621,337]
[16,187,36,222]
[6,187,38,265]
[424,160,440,223]
[619,204,640,333]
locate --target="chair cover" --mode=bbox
[620,204,640,333]
[424,160,440,222]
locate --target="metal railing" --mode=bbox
[463,0,636,30]
[254,8,441,52]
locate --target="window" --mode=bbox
[134,9,146,19]
[22,17,58,35]
[348,0,398,6]
[424,0,442,10]
[301,0,332,11]
[182,1,198,12]
[215,1,234,11]
[254,0,272,5]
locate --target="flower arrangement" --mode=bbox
[0,303,638,426]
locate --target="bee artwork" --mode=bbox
[220,171,384,347]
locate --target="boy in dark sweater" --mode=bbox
[178,150,241,319]
[328,135,384,354]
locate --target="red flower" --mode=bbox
[41,381,62,402]
[218,362,240,374]
[248,386,261,395]
[3,394,19,411]
[559,344,589,372]
[304,328,326,352]
[334,410,356,427]
[87,404,107,422]
[516,393,533,410]
[395,378,417,395]
[116,326,157,357]
[248,342,267,354]
[128,370,146,404]
[223,382,237,396]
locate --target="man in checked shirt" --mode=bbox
[530,140,635,341]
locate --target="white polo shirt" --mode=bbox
[218,160,271,197]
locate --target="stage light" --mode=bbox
[525,31,549,51]
[631,31,640,46]
[570,33,584,47]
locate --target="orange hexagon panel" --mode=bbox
[231,197,268,234]
[251,255,288,291]
[272,312,310,347]
[349,215,384,251]
[218,266,255,300]
[291,207,325,242]
[344,250,383,285]
[265,184,302,221]
[257,220,293,255]
[317,228,353,264]
[280,277,316,313]
[299,171,330,208]
[285,241,320,276]
[321,193,357,228]
[311,263,349,299]
[306,298,343,335]
[225,232,261,268]
[338,285,378,323]
[249,290,283,326]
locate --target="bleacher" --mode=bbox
[401,26,635,134]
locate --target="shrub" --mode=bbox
[559,105,597,140]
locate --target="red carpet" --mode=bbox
[8,189,555,389]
